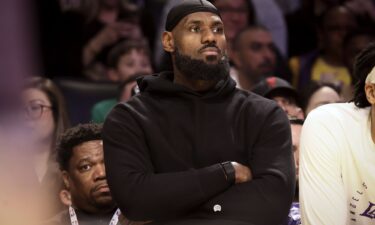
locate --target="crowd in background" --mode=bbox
[34,0,375,126]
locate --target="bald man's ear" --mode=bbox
[162,31,175,53]
[365,83,375,105]
[62,171,70,190]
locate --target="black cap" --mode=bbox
[252,76,299,102]
[165,0,221,32]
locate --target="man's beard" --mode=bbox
[173,48,230,82]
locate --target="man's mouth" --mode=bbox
[200,47,220,56]
[93,183,110,193]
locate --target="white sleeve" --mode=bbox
[299,108,348,225]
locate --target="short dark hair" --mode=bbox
[107,39,151,69]
[352,42,375,108]
[232,25,270,51]
[57,123,102,171]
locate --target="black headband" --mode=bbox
[165,0,221,32]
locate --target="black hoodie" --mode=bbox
[103,72,295,225]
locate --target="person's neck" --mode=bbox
[371,106,375,144]
[98,7,118,24]
[173,69,217,92]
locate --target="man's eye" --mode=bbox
[79,164,91,172]
[213,27,223,33]
[190,26,200,32]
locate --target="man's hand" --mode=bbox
[231,162,252,184]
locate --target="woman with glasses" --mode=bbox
[22,76,70,218]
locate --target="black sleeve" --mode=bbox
[102,105,232,221]
[196,104,295,225]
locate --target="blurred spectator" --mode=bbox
[231,26,277,90]
[105,39,152,81]
[252,76,304,119]
[300,81,341,117]
[91,39,153,123]
[22,77,70,218]
[289,5,357,92]
[38,0,155,79]
[80,0,145,80]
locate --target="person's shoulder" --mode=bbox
[233,89,284,121]
[308,102,367,123]
[237,89,280,111]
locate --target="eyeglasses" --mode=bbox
[24,103,53,120]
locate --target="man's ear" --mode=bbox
[62,171,70,190]
[59,189,72,206]
[162,31,175,53]
[365,83,375,105]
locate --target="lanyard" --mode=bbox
[69,206,121,225]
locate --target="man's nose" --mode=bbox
[201,29,216,44]
[93,163,106,180]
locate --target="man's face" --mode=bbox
[169,12,227,64]
[233,29,276,82]
[291,124,302,180]
[164,12,230,81]
[213,0,249,42]
[63,140,115,213]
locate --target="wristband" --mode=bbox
[220,161,235,184]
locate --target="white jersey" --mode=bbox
[300,102,375,225]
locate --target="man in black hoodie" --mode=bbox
[103,0,295,224]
